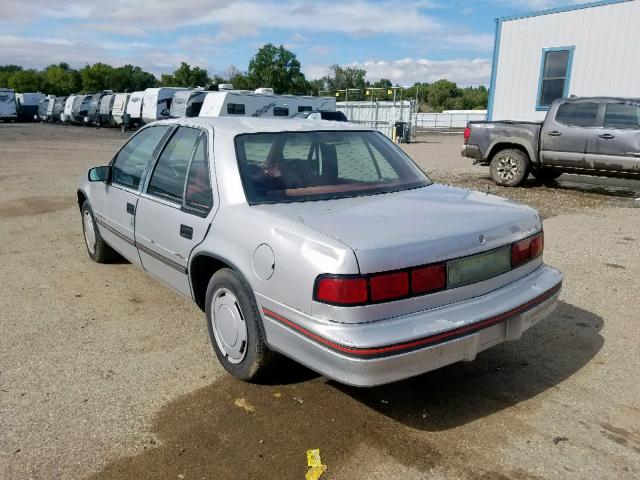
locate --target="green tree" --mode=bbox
[321,65,367,94]
[8,69,43,92]
[41,63,81,96]
[427,79,459,112]
[247,44,307,94]
[80,63,114,92]
[169,62,209,88]
[0,65,23,89]
[111,65,156,92]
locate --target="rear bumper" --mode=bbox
[461,144,483,161]
[259,265,563,386]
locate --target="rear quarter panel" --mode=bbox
[469,121,542,165]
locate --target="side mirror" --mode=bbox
[88,166,111,182]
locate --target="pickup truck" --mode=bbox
[462,97,640,186]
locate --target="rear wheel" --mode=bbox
[206,268,276,382]
[490,148,530,187]
[532,168,563,183]
[81,201,118,263]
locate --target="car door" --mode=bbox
[92,125,172,265]
[134,126,216,297]
[540,101,600,168]
[587,101,640,172]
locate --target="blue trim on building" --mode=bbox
[486,18,502,121]
[499,0,632,23]
[535,46,575,111]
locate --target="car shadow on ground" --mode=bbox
[89,301,603,479]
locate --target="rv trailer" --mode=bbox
[198,90,336,119]
[125,91,144,127]
[45,95,56,120]
[111,93,130,125]
[70,94,92,124]
[36,97,50,121]
[86,91,113,126]
[141,87,187,124]
[51,96,66,122]
[0,88,18,121]
[169,90,207,118]
[62,95,77,122]
[16,93,46,121]
[99,94,116,126]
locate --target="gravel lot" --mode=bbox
[1,123,639,480]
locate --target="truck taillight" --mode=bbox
[463,127,471,145]
[512,232,544,268]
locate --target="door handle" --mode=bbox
[126,202,135,215]
[180,224,193,240]
[547,131,562,136]
[599,133,615,140]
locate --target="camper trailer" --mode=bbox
[45,95,56,120]
[125,91,144,127]
[62,95,77,122]
[111,93,130,125]
[51,96,66,122]
[70,94,92,124]
[141,87,187,124]
[0,88,18,121]
[16,93,46,121]
[198,90,336,119]
[99,94,116,126]
[86,91,113,126]
[169,90,207,118]
[36,97,50,121]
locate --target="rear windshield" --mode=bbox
[235,130,430,204]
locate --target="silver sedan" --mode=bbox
[77,117,563,386]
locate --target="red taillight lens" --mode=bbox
[412,264,446,294]
[463,126,471,144]
[512,232,544,267]
[315,277,368,305]
[370,272,409,302]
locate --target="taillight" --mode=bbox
[412,264,446,294]
[512,232,544,267]
[315,277,368,305]
[463,126,471,145]
[370,272,409,302]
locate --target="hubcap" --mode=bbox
[83,210,96,255]
[210,288,247,364]
[496,155,518,181]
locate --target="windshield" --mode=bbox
[235,130,430,204]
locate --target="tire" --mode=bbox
[490,148,530,187]
[205,268,276,382]
[531,168,563,183]
[81,200,118,263]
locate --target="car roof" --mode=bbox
[151,116,366,133]
[562,96,640,103]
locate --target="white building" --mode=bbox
[487,0,640,121]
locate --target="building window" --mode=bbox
[227,103,245,115]
[537,47,574,111]
[273,107,289,117]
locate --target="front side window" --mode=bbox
[538,48,573,109]
[235,130,430,204]
[555,102,598,127]
[112,126,171,189]
[147,127,201,203]
[604,103,640,130]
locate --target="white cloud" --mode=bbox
[305,57,492,86]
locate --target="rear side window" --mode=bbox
[604,103,640,130]
[273,107,289,117]
[112,126,171,189]
[184,135,214,214]
[227,103,245,115]
[555,102,598,127]
[147,127,201,203]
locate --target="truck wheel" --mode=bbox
[81,201,118,263]
[206,268,276,382]
[490,149,530,187]
[532,168,562,183]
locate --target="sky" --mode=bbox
[0,0,588,86]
